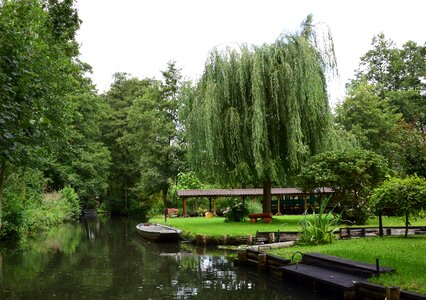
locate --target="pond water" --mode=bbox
[0,216,329,299]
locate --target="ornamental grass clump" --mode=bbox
[298,197,340,245]
[224,201,249,222]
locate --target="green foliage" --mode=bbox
[168,171,205,207]
[336,80,403,172]
[59,186,81,218]
[298,198,340,245]
[370,175,426,216]
[186,16,335,191]
[299,148,388,224]
[344,33,426,177]
[247,200,263,214]
[224,201,249,222]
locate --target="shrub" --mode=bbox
[224,201,249,222]
[370,175,426,237]
[298,197,340,245]
[247,200,263,213]
[299,148,388,224]
[59,186,81,218]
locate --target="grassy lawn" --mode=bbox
[268,236,426,294]
[150,215,304,236]
[150,215,426,237]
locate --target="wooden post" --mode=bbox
[209,197,212,212]
[304,195,308,211]
[237,250,247,263]
[182,197,189,217]
[268,233,275,243]
[247,234,253,245]
[258,253,267,273]
[386,287,400,300]
[275,195,282,216]
[196,235,206,245]
[213,197,217,216]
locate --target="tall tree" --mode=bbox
[101,73,154,212]
[352,33,426,134]
[125,62,184,208]
[342,33,426,176]
[335,80,403,172]
[0,0,83,229]
[186,16,335,213]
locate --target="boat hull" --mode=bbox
[136,223,181,242]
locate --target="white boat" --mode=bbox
[136,223,182,242]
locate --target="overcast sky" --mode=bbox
[75,0,426,106]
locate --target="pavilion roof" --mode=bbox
[177,187,333,198]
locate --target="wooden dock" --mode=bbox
[235,250,426,300]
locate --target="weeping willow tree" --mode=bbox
[186,15,336,213]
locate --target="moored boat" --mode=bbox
[136,223,182,242]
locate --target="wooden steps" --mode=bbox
[302,252,395,278]
[280,263,365,289]
[279,252,396,300]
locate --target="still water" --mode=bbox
[0,216,328,299]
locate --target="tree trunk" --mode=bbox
[0,161,5,231]
[262,178,272,213]
[162,188,169,209]
[405,212,409,239]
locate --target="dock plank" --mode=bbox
[302,252,395,278]
[280,264,365,289]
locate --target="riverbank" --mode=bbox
[150,215,426,295]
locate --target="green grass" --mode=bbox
[268,236,426,294]
[150,215,304,236]
[150,215,426,237]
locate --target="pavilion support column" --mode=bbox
[213,197,218,216]
[182,197,189,217]
[304,195,308,211]
[209,197,212,213]
[275,195,282,216]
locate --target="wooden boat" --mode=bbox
[136,223,182,242]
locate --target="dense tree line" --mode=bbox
[1,2,425,240]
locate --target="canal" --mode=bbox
[0,216,329,299]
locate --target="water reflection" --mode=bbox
[0,216,328,299]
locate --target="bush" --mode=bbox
[299,149,388,225]
[247,200,263,213]
[59,186,81,218]
[224,201,249,222]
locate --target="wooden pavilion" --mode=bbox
[177,187,333,217]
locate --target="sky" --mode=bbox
[75,0,426,106]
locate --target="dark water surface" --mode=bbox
[0,216,329,299]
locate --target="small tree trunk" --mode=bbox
[162,188,169,209]
[263,178,272,213]
[0,160,5,231]
[379,211,383,237]
[405,212,409,239]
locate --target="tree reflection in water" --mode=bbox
[0,216,329,299]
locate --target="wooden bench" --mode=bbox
[248,213,273,223]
